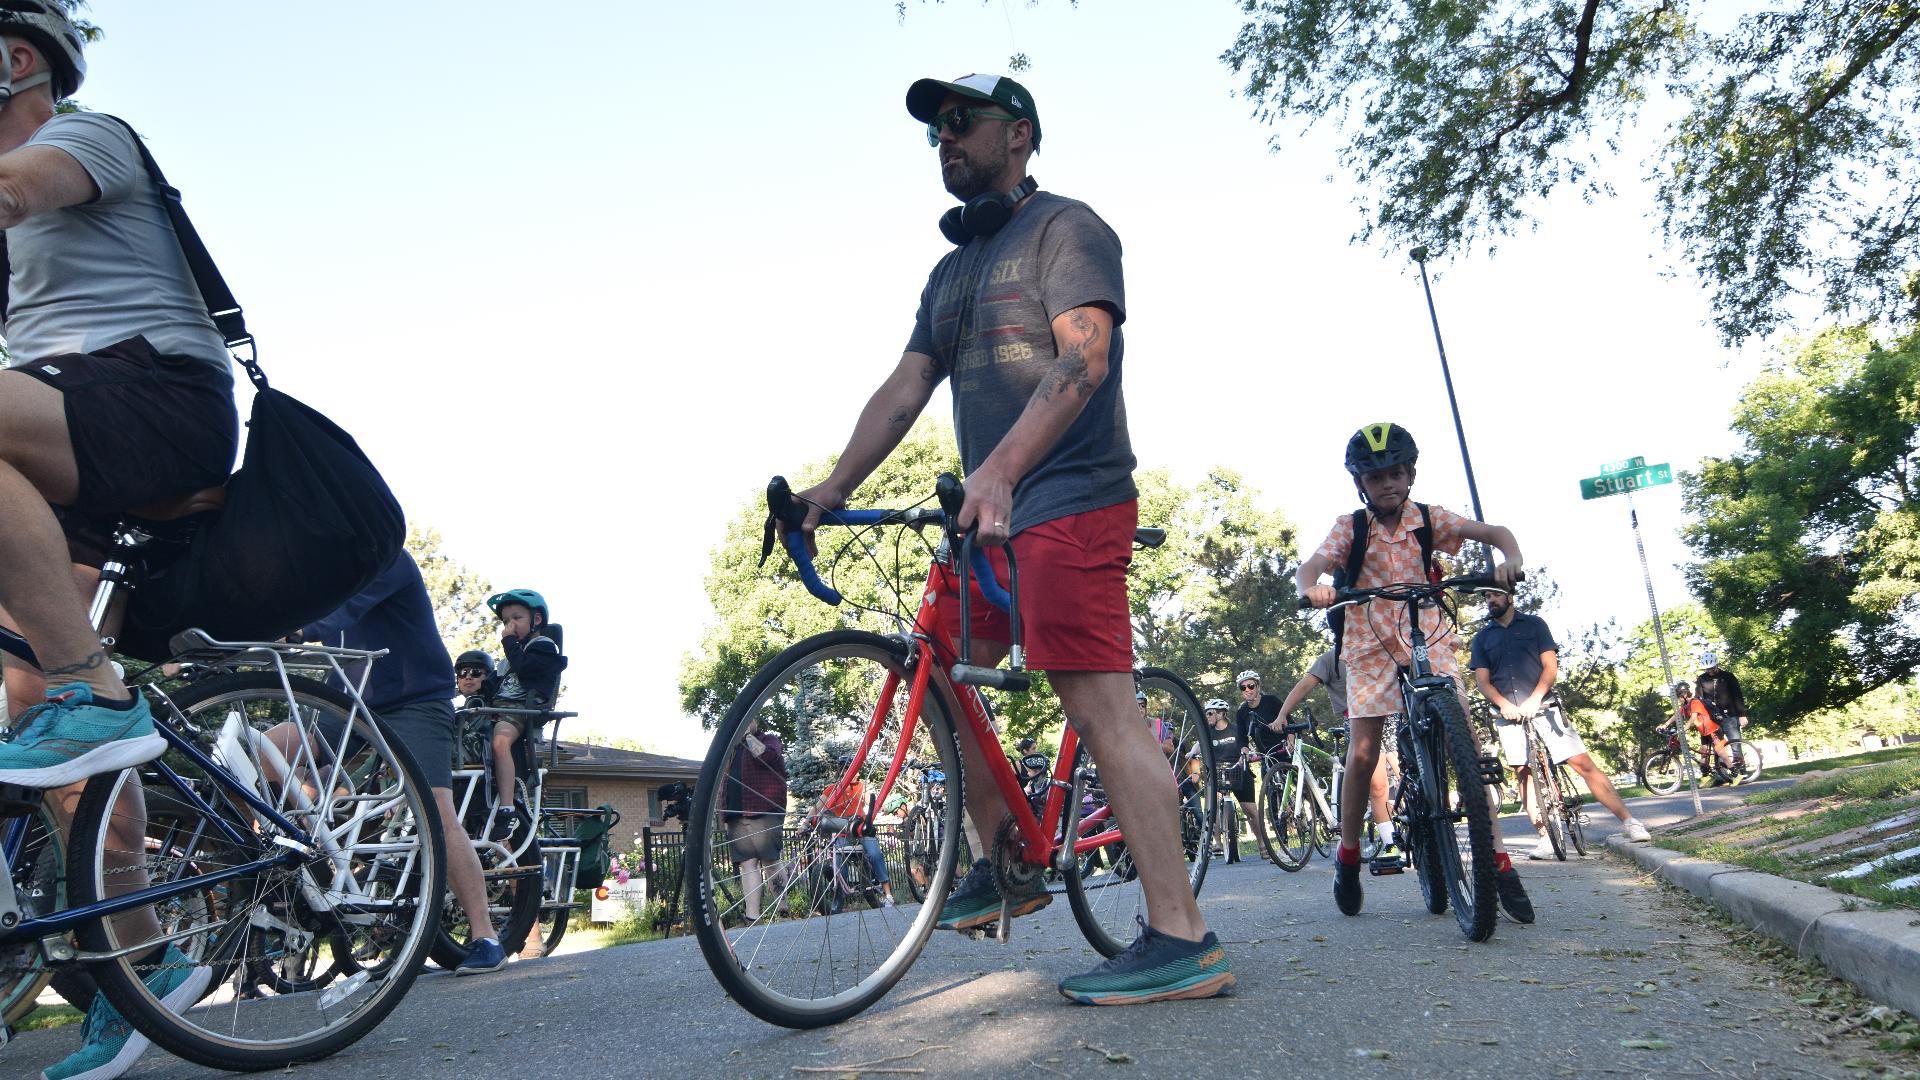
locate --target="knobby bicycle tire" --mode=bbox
[1421,693,1499,941]
[69,672,446,1071]
[1065,666,1212,957]
[1395,724,1447,915]
[688,630,964,1028]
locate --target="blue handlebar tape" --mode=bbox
[968,544,1012,614]
[782,529,843,606]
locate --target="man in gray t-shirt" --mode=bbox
[0,17,232,1070]
[792,73,1229,1006]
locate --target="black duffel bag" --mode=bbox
[116,379,404,661]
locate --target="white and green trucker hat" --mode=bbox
[906,72,1041,149]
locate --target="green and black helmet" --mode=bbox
[1345,422,1419,477]
[487,588,549,624]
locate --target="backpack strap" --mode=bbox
[1328,509,1370,661]
[1412,502,1440,583]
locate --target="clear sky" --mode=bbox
[66,1,1766,758]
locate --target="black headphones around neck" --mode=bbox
[938,175,1038,245]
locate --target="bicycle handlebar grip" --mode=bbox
[782,528,843,606]
[950,663,1031,693]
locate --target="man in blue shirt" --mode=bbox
[1470,588,1650,856]
[293,551,508,973]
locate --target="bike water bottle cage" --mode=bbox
[938,175,1038,245]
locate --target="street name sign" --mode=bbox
[1580,463,1673,500]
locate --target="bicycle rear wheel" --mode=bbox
[1419,693,1498,941]
[1554,764,1589,856]
[688,630,962,1028]
[428,837,542,967]
[69,672,445,1070]
[1065,666,1212,957]
[1730,741,1763,784]
[900,807,939,903]
[1,805,62,1025]
[1395,724,1447,915]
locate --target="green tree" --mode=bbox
[1222,1,1920,342]
[407,524,497,658]
[1681,324,1919,722]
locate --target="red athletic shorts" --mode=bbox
[938,500,1136,673]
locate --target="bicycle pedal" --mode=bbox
[1476,755,1505,786]
[0,783,39,816]
[1368,857,1405,876]
[960,923,1001,942]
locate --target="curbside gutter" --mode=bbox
[1607,835,1920,1018]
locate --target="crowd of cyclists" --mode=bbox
[0,16,1784,1070]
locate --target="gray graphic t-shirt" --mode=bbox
[3,113,231,380]
[905,191,1136,534]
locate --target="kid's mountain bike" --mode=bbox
[1306,574,1513,941]
[687,475,1215,1028]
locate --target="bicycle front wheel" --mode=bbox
[688,630,962,1028]
[1731,741,1763,784]
[1532,746,1566,861]
[1262,771,1306,871]
[1065,666,1211,957]
[1554,764,1589,856]
[1396,723,1447,915]
[428,836,542,968]
[1640,750,1684,796]
[1419,693,1498,941]
[69,672,446,1071]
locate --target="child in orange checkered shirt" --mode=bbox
[1297,422,1532,923]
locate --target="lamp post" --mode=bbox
[1410,246,1490,570]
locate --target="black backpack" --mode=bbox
[1327,503,1437,662]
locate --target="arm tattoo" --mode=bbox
[887,407,913,430]
[1035,308,1103,403]
[46,650,111,678]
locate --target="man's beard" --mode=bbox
[943,144,1008,201]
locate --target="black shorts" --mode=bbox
[14,335,238,514]
[317,698,456,791]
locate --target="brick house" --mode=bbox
[531,739,703,851]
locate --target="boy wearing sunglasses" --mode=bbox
[792,73,1230,1006]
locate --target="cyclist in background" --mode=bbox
[793,71,1229,1004]
[1665,682,1737,784]
[1202,699,1256,863]
[484,588,564,842]
[1273,652,1401,866]
[454,648,496,708]
[1298,423,1531,923]
[1695,652,1749,749]
[1469,585,1651,853]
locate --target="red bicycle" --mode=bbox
[1640,721,1763,795]
[686,475,1216,1027]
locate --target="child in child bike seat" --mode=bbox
[484,588,567,841]
[1297,422,1533,924]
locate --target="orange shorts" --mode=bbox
[1339,621,1464,718]
[938,500,1135,672]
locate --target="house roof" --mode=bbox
[538,739,703,779]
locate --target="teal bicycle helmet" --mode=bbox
[487,588,550,624]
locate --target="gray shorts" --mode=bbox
[317,698,456,790]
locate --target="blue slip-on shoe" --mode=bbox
[0,684,164,790]
[935,858,1050,932]
[455,937,507,975]
[43,945,212,1080]
[1058,920,1235,1005]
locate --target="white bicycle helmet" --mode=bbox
[1235,670,1260,686]
[1205,698,1230,712]
[0,1,86,98]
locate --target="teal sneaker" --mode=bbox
[43,945,212,1080]
[1058,920,1235,1005]
[935,858,1050,932]
[0,684,163,789]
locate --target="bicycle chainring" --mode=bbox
[991,816,1046,897]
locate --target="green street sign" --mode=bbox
[1580,463,1674,500]
[1599,455,1646,475]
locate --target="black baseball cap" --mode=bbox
[906,73,1042,149]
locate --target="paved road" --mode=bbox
[12,784,1896,1080]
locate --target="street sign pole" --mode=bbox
[1410,248,1491,572]
[1625,488,1703,814]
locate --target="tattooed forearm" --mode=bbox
[47,650,111,677]
[887,407,913,430]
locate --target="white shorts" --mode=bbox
[1496,705,1587,768]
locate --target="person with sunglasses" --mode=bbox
[454,648,496,707]
[791,73,1230,1006]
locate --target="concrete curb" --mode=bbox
[1607,835,1920,1018]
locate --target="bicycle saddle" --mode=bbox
[130,484,228,522]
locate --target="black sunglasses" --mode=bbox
[456,667,488,678]
[925,105,1018,145]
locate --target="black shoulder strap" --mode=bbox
[1340,509,1369,588]
[1413,502,1435,577]
[101,116,265,389]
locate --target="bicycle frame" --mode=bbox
[0,637,409,961]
